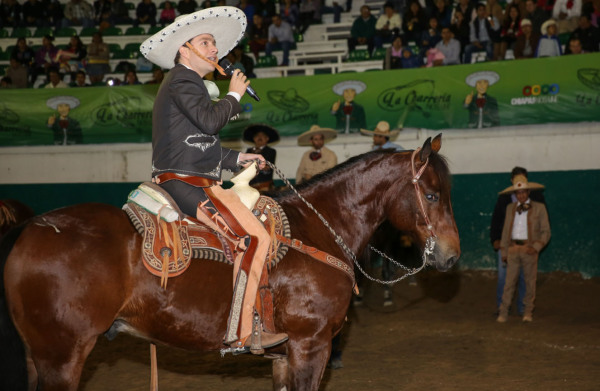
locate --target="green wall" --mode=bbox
[2,170,599,277]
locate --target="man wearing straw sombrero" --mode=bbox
[295,125,338,184]
[496,174,550,323]
[360,121,404,151]
[140,6,288,353]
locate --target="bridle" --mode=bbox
[245,149,439,286]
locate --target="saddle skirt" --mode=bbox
[123,182,291,287]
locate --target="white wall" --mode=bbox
[1,122,599,185]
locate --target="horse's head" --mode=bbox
[385,134,460,272]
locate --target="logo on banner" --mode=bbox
[91,96,152,132]
[511,83,560,105]
[575,68,600,107]
[376,80,451,114]
[265,88,318,125]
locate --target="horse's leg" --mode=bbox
[286,337,332,391]
[272,356,290,391]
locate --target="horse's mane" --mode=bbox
[273,149,452,202]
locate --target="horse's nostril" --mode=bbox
[447,256,459,266]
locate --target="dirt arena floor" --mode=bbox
[79,269,600,391]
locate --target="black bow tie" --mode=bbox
[517,204,530,214]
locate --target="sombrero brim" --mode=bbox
[465,71,500,87]
[140,7,247,69]
[360,128,400,138]
[46,96,80,110]
[243,124,280,144]
[498,182,545,195]
[332,80,367,95]
[541,19,556,35]
[297,128,337,146]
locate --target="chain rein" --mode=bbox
[239,158,433,286]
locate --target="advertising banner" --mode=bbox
[1,53,599,146]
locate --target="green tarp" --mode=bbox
[1,53,599,146]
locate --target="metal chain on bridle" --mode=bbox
[240,151,437,286]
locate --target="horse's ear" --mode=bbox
[431,133,442,153]
[420,137,432,162]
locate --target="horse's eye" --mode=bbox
[426,193,439,202]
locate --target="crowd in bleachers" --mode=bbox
[348,0,599,68]
[0,0,599,88]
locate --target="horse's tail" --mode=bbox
[0,224,29,391]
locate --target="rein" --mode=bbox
[243,152,437,287]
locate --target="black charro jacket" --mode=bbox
[151,64,243,180]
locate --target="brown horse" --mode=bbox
[0,135,460,391]
[0,199,35,238]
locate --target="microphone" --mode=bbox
[219,58,260,102]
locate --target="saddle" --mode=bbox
[122,182,291,288]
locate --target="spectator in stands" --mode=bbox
[421,16,442,52]
[0,0,22,29]
[490,166,547,320]
[384,34,420,68]
[295,125,338,184]
[511,0,528,20]
[10,37,35,73]
[255,0,276,24]
[177,0,197,15]
[498,4,522,60]
[134,0,157,28]
[57,35,87,78]
[567,36,587,52]
[62,0,95,29]
[432,0,452,28]
[536,18,562,56]
[233,45,256,78]
[537,0,556,17]
[46,0,64,30]
[403,1,427,43]
[590,0,600,27]
[434,26,461,64]
[553,0,582,33]
[145,68,165,84]
[86,32,111,85]
[238,0,255,26]
[243,124,280,192]
[348,5,377,55]
[513,18,540,58]
[375,2,403,48]
[22,0,47,27]
[299,0,320,33]
[463,3,500,63]
[32,35,59,85]
[159,0,176,25]
[322,0,343,24]
[486,0,504,27]
[265,14,295,66]
[95,0,132,29]
[463,70,500,128]
[524,0,548,36]
[567,14,600,52]
[123,69,142,85]
[6,58,28,88]
[451,9,470,53]
[70,70,91,86]
[248,14,269,61]
[44,66,69,88]
[451,0,474,25]
[280,0,300,29]
[0,76,12,88]
[330,80,367,133]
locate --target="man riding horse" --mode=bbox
[140,7,288,353]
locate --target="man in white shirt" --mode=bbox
[265,14,295,66]
[434,27,461,64]
[497,175,551,323]
[375,2,403,48]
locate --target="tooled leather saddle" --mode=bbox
[122,182,291,289]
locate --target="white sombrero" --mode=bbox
[465,71,500,87]
[332,80,367,96]
[297,125,337,146]
[140,6,247,70]
[541,19,557,35]
[46,96,80,110]
[360,121,400,138]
